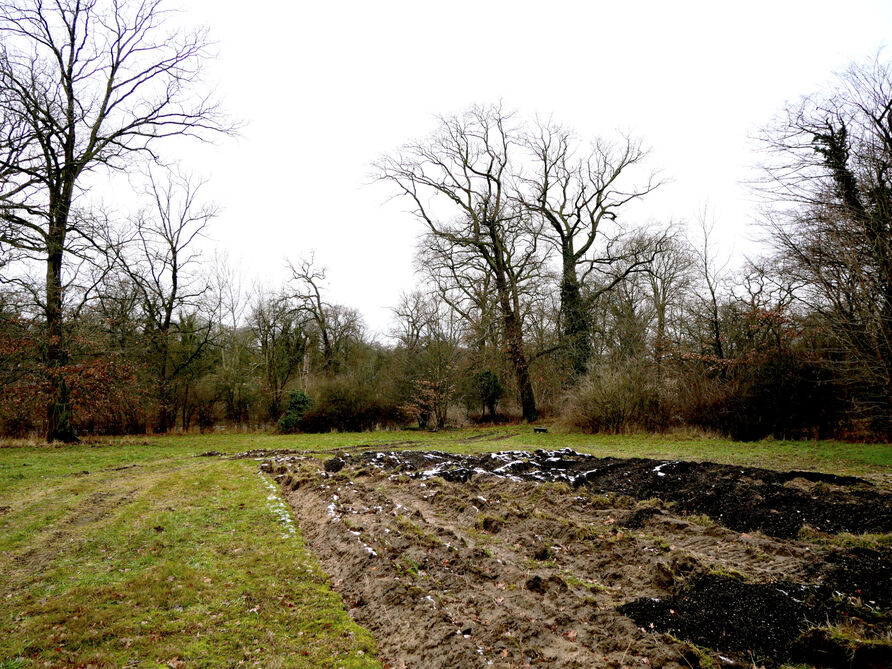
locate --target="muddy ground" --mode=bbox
[257,449,892,668]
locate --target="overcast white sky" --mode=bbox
[171,0,892,335]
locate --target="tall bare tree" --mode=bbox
[643,226,694,378]
[689,207,730,363]
[759,54,892,429]
[378,105,544,421]
[521,121,660,375]
[117,168,217,432]
[288,256,364,376]
[0,0,228,441]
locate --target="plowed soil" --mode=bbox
[259,449,892,668]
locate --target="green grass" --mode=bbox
[0,440,378,668]
[1,426,890,667]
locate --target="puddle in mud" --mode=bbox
[256,449,892,668]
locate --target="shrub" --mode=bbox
[684,353,847,441]
[561,358,668,433]
[298,378,403,432]
[460,369,505,420]
[475,370,504,419]
[276,390,313,434]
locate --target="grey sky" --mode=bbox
[173,0,892,334]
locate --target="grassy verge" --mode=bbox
[1,427,889,667]
[0,442,378,668]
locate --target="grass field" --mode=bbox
[1,427,890,667]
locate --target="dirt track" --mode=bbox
[259,449,892,668]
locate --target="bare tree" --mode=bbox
[391,292,462,429]
[117,168,218,432]
[520,121,661,375]
[378,105,544,421]
[417,233,503,362]
[250,287,308,420]
[390,290,434,351]
[0,0,229,441]
[689,207,730,362]
[758,54,892,428]
[643,226,694,378]
[288,255,364,375]
[211,254,253,424]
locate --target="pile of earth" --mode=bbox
[619,574,892,668]
[254,449,892,668]
[320,448,892,539]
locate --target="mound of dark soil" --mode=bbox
[819,546,892,609]
[619,574,833,663]
[342,449,892,538]
[792,628,892,669]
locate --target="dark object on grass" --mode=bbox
[533,427,548,433]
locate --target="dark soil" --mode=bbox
[619,575,835,660]
[814,546,892,609]
[331,449,892,539]
[255,449,892,668]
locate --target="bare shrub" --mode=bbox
[560,358,668,433]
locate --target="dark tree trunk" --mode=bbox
[45,203,77,443]
[492,263,537,422]
[560,249,591,377]
[156,346,172,433]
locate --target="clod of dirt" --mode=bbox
[525,575,548,594]
[197,450,223,457]
[621,506,665,529]
[324,456,345,473]
[532,544,553,561]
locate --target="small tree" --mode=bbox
[277,390,312,434]
[475,371,504,420]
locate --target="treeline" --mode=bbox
[1,1,890,441]
[0,212,866,440]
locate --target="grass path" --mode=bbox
[1,427,890,667]
[0,444,378,668]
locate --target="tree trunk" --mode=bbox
[560,249,591,377]
[156,343,172,433]
[505,313,537,422]
[45,212,77,443]
[492,265,537,422]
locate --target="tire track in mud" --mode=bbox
[256,450,891,668]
